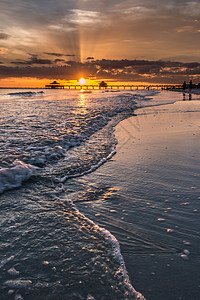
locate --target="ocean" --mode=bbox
[0,88,200,300]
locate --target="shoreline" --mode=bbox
[76,98,200,300]
[1,89,200,299]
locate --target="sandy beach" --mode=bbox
[77,98,200,300]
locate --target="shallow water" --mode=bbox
[76,100,200,300]
[0,88,149,300]
[0,88,199,299]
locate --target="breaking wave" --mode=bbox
[0,160,38,194]
[7,91,44,97]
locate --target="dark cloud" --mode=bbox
[0,65,85,80]
[44,52,65,57]
[45,53,76,58]
[0,33,9,39]
[27,55,53,65]
[1,59,200,83]
[54,58,66,63]
[11,55,53,65]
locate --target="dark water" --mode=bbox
[0,89,150,300]
[76,101,200,300]
[1,89,199,299]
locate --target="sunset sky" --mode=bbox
[1,0,200,86]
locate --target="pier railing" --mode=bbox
[45,84,183,90]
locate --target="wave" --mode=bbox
[7,91,44,97]
[60,196,145,300]
[0,91,156,195]
[53,130,118,183]
[0,160,38,194]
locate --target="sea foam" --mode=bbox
[0,160,37,194]
[60,196,145,300]
[8,91,44,97]
[4,280,32,288]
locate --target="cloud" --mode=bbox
[176,25,200,33]
[1,0,200,70]
[183,1,200,16]
[67,9,106,26]
[0,48,8,54]
[54,58,66,63]
[44,52,65,57]
[0,33,9,39]
[1,59,200,83]
[11,55,53,65]
[0,65,85,80]
[44,52,76,57]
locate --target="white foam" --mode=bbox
[8,290,14,295]
[8,91,43,97]
[183,249,190,256]
[157,218,165,222]
[14,294,24,300]
[87,295,96,300]
[167,229,174,233]
[8,267,20,276]
[0,160,38,194]
[60,196,145,299]
[4,280,32,288]
[54,131,118,184]
[0,256,14,269]
[180,254,189,261]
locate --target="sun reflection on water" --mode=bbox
[80,93,86,106]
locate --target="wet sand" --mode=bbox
[77,100,200,300]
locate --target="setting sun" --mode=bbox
[79,78,86,85]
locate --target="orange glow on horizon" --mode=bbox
[0,77,51,88]
[0,77,175,88]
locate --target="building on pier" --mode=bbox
[45,81,64,89]
[99,81,108,88]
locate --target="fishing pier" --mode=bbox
[45,82,183,90]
